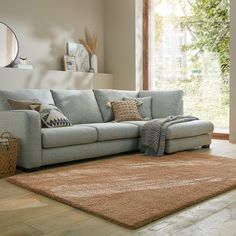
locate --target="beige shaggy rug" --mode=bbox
[7,152,236,229]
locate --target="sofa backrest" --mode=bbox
[0,89,54,111]
[0,89,184,123]
[139,90,184,118]
[93,89,139,122]
[51,90,103,125]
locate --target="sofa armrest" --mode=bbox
[0,110,42,169]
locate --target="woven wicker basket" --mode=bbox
[0,132,19,178]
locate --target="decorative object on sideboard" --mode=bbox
[0,22,19,67]
[13,56,33,69]
[67,42,90,72]
[63,55,77,72]
[79,29,98,73]
[19,56,27,65]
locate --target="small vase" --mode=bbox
[90,54,98,73]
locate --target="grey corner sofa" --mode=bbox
[0,89,214,169]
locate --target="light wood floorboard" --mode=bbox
[0,139,236,236]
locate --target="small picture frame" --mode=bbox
[63,55,77,71]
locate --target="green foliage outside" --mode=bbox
[154,0,230,129]
[156,78,229,129]
[181,0,230,82]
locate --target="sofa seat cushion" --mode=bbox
[166,120,214,140]
[123,120,214,139]
[41,125,97,148]
[122,121,148,136]
[82,123,139,141]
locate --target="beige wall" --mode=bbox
[0,0,104,72]
[104,0,136,90]
[230,1,236,143]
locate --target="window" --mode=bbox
[145,0,230,131]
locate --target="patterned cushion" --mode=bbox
[30,104,72,128]
[111,100,143,122]
[123,96,152,120]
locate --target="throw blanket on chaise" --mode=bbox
[141,115,198,156]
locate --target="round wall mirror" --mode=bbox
[0,22,19,67]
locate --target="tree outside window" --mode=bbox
[150,0,230,130]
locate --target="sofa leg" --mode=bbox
[202,144,210,149]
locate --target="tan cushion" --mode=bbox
[111,100,143,122]
[8,99,41,110]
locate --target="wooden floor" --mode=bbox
[0,139,236,236]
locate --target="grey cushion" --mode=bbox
[82,123,139,141]
[51,90,103,125]
[122,121,147,136]
[166,120,214,140]
[94,89,139,122]
[139,90,184,118]
[41,125,97,148]
[0,89,54,111]
[123,96,152,119]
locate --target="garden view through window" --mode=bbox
[150,0,230,131]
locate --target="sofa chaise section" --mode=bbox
[123,120,214,153]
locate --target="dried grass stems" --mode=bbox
[79,29,98,56]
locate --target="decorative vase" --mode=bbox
[90,54,98,73]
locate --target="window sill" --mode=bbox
[213,129,229,140]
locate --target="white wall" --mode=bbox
[230,1,236,143]
[104,0,136,90]
[0,0,104,72]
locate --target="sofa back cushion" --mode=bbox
[0,89,54,111]
[51,90,103,124]
[139,90,184,118]
[93,89,139,122]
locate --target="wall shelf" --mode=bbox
[0,68,114,90]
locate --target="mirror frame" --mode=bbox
[0,21,19,67]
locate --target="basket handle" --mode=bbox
[0,132,12,140]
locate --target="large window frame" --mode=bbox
[143,0,151,90]
[142,0,229,139]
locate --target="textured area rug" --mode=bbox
[8,152,236,229]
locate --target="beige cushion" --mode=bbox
[111,100,143,122]
[8,99,41,110]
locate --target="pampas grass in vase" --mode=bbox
[79,29,98,73]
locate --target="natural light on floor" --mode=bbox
[150,0,230,131]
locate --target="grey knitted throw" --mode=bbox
[141,115,199,156]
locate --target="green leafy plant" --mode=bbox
[180,0,230,82]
